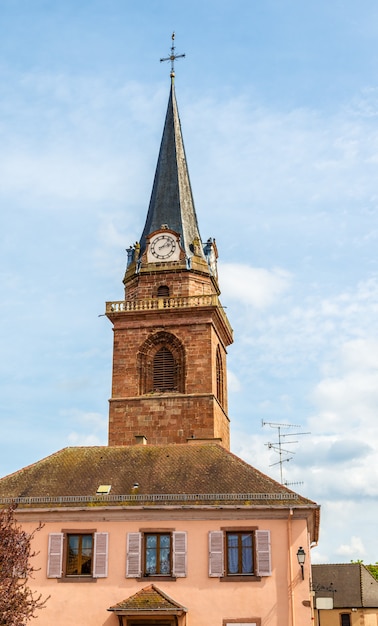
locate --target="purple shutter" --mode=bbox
[47,533,63,578]
[172,531,187,577]
[256,530,271,576]
[209,531,224,577]
[126,532,142,578]
[93,532,108,578]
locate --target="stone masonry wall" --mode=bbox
[108,394,230,448]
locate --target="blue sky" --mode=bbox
[1,0,378,564]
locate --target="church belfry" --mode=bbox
[106,50,233,448]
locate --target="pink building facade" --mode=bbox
[13,493,318,625]
[1,441,320,625]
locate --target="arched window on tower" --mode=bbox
[138,332,185,395]
[153,347,177,391]
[157,285,170,298]
[216,345,224,407]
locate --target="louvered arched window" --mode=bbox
[138,332,185,395]
[153,347,177,391]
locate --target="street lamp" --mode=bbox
[297,546,306,579]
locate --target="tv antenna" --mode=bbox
[262,420,310,485]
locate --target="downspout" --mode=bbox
[288,508,296,626]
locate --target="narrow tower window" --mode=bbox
[153,347,177,391]
[216,345,224,407]
[157,285,170,298]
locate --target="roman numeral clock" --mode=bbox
[147,230,181,262]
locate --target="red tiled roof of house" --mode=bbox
[108,584,187,614]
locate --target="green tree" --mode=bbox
[366,564,378,581]
[0,504,48,625]
[351,559,378,581]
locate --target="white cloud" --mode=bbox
[336,536,366,559]
[0,152,127,203]
[310,337,378,434]
[311,501,370,563]
[185,91,378,236]
[219,262,291,309]
[67,432,106,446]
[227,369,242,393]
[230,271,378,562]
[62,410,107,447]
[340,338,378,371]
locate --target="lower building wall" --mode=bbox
[315,609,378,626]
[17,511,314,626]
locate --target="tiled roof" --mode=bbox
[108,584,187,614]
[0,442,318,510]
[312,563,378,608]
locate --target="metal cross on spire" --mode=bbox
[160,32,185,81]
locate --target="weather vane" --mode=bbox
[160,32,185,80]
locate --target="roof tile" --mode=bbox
[109,584,186,613]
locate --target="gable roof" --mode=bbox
[312,563,378,608]
[108,584,187,615]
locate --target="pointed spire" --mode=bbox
[139,81,205,261]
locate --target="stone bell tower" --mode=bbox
[106,70,233,449]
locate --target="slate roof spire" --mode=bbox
[138,78,205,261]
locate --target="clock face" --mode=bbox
[150,234,177,260]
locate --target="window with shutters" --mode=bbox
[126,531,187,579]
[138,332,185,395]
[47,531,108,580]
[209,529,271,580]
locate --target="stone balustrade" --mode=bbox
[106,294,232,335]
[106,294,219,312]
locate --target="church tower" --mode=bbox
[106,62,233,449]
